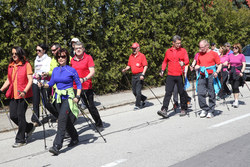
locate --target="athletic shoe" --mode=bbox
[187,101,192,108]
[200,110,207,118]
[216,96,221,101]
[49,146,59,155]
[96,125,104,132]
[232,101,239,108]
[179,110,187,117]
[134,106,141,111]
[206,112,214,118]
[26,125,36,140]
[157,108,169,118]
[68,139,79,147]
[12,142,26,148]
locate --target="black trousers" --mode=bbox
[230,79,240,93]
[53,99,78,149]
[74,89,103,127]
[31,83,58,123]
[9,99,33,143]
[132,74,147,107]
[173,84,191,105]
[162,75,187,110]
[218,71,231,97]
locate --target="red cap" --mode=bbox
[131,42,140,48]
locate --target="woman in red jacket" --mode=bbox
[0,46,35,148]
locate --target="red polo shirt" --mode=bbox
[161,47,189,76]
[127,52,148,74]
[197,50,221,74]
[71,53,94,90]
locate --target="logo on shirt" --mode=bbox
[136,63,140,67]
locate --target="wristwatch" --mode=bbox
[76,95,81,100]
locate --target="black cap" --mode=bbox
[211,42,216,46]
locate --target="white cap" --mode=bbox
[71,38,80,42]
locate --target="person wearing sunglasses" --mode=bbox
[228,43,246,108]
[31,44,52,127]
[39,48,82,155]
[0,46,35,148]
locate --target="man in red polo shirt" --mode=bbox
[122,42,148,110]
[71,41,103,131]
[157,35,189,118]
[195,39,222,118]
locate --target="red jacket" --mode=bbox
[161,47,189,76]
[6,62,33,99]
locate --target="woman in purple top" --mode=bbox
[217,46,231,99]
[228,43,246,108]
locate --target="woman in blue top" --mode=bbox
[40,48,81,155]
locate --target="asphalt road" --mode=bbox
[0,83,250,167]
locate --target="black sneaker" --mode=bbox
[64,131,70,139]
[96,125,104,132]
[68,139,79,147]
[141,97,147,107]
[157,108,169,118]
[49,146,59,155]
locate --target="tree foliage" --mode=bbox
[0,0,250,95]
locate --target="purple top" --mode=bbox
[228,53,246,73]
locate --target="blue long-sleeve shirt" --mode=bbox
[49,65,82,99]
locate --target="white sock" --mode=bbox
[235,99,238,103]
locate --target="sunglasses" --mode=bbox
[12,53,18,56]
[57,56,67,59]
[51,49,57,52]
[36,49,42,52]
[233,47,239,49]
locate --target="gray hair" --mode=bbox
[224,42,231,47]
[51,43,61,49]
[172,35,181,42]
[200,39,210,47]
[75,41,84,48]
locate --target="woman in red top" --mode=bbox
[0,46,35,148]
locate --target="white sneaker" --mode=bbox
[200,110,207,118]
[206,112,214,118]
[232,101,239,108]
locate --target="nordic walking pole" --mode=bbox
[18,90,47,149]
[144,82,162,105]
[77,104,106,143]
[0,98,16,134]
[72,96,106,143]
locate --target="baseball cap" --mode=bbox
[131,42,140,48]
[71,38,80,42]
[211,42,216,46]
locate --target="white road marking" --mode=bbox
[101,159,127,167]
[209,113,250,129]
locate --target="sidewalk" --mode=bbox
[0,85,171,133]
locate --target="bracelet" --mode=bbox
[23,91,27,95]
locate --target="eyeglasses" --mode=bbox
[57,56,67,59]
[36,49,42,52]
[75,47,82,50]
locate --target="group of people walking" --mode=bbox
[0,35,247,155]
[0,39,103,155]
